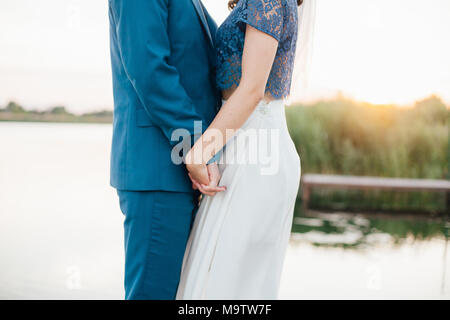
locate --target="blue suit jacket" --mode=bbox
[108,0,220,192]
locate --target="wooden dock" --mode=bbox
[301,174,450,211]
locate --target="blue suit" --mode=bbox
[108,0,220,299]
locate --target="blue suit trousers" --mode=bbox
[117,190,197,300]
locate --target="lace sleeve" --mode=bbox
[237,0,284,41]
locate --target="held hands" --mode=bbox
[185,151,226,196]
[184,139,226,197]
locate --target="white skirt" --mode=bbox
[176,99,301,300]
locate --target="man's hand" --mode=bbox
[189,163,226,196]
[184,149,210,185]
[186,163,209,186]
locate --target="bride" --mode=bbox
[178,0,316,299]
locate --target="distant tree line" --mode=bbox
[0,101,113,123]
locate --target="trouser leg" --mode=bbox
[117,190,196,300]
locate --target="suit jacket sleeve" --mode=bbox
[110,0,205,146]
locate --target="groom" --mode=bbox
[108,0,220,299]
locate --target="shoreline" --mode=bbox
[0,113,112,124]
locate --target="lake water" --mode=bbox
[0,122,449,300]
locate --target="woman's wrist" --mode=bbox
[185,139,217,166]
[185,147,206,167]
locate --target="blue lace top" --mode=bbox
[215,0,298,99]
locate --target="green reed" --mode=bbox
[286,95,449,213]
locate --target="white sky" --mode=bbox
[0,0,449,113]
